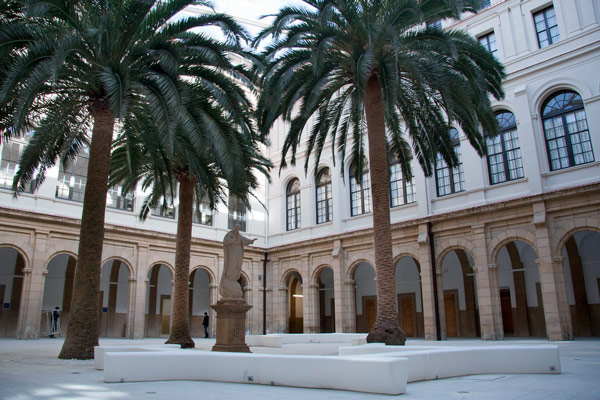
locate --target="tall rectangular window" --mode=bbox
[350,162,371,216]
[107,185,134,211]
[192,198,213,226]
[479,32,498,58]
[316,168,333,224]
[389,162,416,207]
[151,195,175,219]
[435,129,464,197]
[55,149,89,202]
[0,142,22,189]
[228,195,246,231]
[487,111,524,184]
[534,6,559,48]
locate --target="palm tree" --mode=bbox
[109,81,270,348]
[254,0,504,344]
[0,0,251,359]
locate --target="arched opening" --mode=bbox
[145,264,173,337]
[41,254,77,337]
[441,249,479,338]
[354,262,376,333]
[395,256,424,338]
[563,230,600,337]
[317,267,335,333]
[496,240,546,337]
[287,271,303,333]
[0,247,25,338]
[189,268,211,338]
[99,260,130,338]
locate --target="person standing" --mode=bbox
[202,312,209,338]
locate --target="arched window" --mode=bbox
[286,178,301,231]
[389,156,415,207]
[486,111,524,184]
[435,129,464,196]
[315,168,332,224]
[542,91,594,171]
[349,160,371,216]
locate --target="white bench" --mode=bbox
[94,344,179,370]
[338,344,561,382]
[102,350,407,395]
[245,333,367,347]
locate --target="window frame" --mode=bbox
[486,111,525,185]
[349,160,371,217]
[151,194,176,219]
[286,178,301,231]
[435,129,465,197]
[478,31,498,59]
[192,197,213,226]
[541,91,594,171]
[533,5,559,49]
[315,168,333,224]
[389,159,416,207]
[228,195,247,231]
[55,149,89,202]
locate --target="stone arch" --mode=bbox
[0,244,29,269]
[99,258,132,338]
[436,241,475,270]
[346,258,373,281]
[44,250,77,270]
[281,269,303,333]
[392,252,421,273]
[352,260,376,333]
[490,232,539,265]
[531,80,593,116]
[41,252,78,337]
[0,245,28,338]
[144,263,174,338]
[394,255,424,337]
[313,265,335,333]
[191,265,216,283]
[311,264,334,282]
[554,219,600,259]
[280,268,303,287]
[189,265,214,338]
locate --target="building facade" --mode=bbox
[0,0,599,341]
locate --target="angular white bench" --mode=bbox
[246,333,367,347]
[102,350,407,395]
[94,344,179,370]
[338,344,561,382]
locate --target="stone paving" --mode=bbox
[1,337,599,399]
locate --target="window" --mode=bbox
[486,111,524,184]
[534,6,559,48]
[316,168,333,224]
[286,178,301,231]
[192,197,213,226]
[427,20,442,30]
[350,160,371,216]
[479,32,498,58]
[107,185,134,211]
[228,195,246,231]
[478,0,491,10]
[55,149,89,202]
[542,91,594,171]
[435,129,465,196]
[151,195,175,219]
[0,141,31,191]
[389,158,416,207]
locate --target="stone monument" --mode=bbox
[212,224,255,353]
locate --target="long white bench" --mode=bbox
[246,333,367,347]
[102,350,407,395]
[338,344,561,382]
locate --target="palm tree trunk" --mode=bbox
[165,173,195,348]
[59,104,114,359]
[363,76,406,345]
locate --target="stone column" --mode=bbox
[209,283,219,337]
[472,225,503,340]
[304,282,319,333]
[276,285,288,333]
[417,225,437,341]
[18,232,49,339]
[129,245,149,339]
[342,279,356,333]
[533,202,573,340]
[435,268,446,340]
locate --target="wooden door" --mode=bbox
[365,297,377,332]
[160,296,171,335]
[398,294,416,337]
[444,292,458,337]
[500,288,514,334]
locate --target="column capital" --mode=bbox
[487,264,499,270]
[436,269,443,277]
[552,257,564,264]
[23,267,33,275]
[344,279,355,285]
[128,276,137,282]
[307,283,319,288]
[209,283,219,289]
[279,286,288,292]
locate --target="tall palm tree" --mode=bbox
[254,0,504,344]
[109,81,270,348]
[0,0,251,359]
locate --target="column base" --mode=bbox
[211,299,252,353]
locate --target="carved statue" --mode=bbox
[219,224,256,299]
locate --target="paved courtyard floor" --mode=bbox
[1,337,599,399]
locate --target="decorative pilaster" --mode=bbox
[417,224,437,341]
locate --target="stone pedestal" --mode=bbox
[211,299,252,353]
